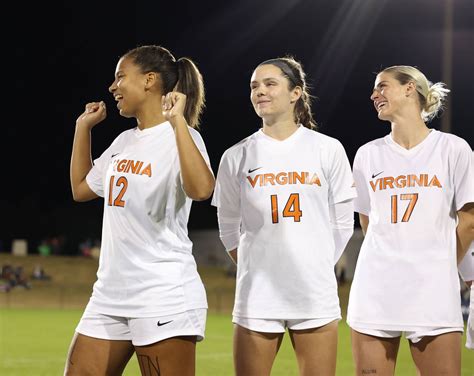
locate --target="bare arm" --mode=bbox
[70,101,106,202]
[457,203,474,264]
[172,115,215,200]
[359,213,369,236]
[163,93,215,201]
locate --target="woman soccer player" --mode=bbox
[65,45,215,376]
[347,65,474,375]
[211,56,356,376]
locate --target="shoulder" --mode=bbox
[220,133,256,161]
[435,130,472,151]
[306,129,349,157]
[108,128,135,147]
[305,128,352,150]
[355,136,387,157]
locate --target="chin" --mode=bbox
[119,110,133,118]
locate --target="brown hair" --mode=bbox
[257,56,317,129]
[124,45,205,129]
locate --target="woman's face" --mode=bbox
[250,64,300,122]
[370,71,412,122]
[109,56,148,118]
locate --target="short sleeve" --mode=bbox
[453,146,474,211]
[327,140,357,205]
[211,149,241,215]
[189,128,211,167]
[86,149,112,198]
[352,147,370,216]
[85,132,127,198]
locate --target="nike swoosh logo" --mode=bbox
[248,167,262,174]
[111,153,120,158]
[157,320,173,327]
[371,171,384,179]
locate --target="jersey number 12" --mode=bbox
[108,175,128,207]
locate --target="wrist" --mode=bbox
[169,114,187,128]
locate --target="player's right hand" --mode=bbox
[76,101,107,129]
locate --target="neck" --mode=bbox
[262,112,299,140]
[390,117,430,149]
[136,113,168,130]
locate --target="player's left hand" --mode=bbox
[162,92,186,122]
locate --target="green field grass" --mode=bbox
[0,309,472,375]
[0,255,472,375]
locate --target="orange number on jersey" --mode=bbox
[391,193,418,223]
[108,175,128,207]
[270,193,302,223]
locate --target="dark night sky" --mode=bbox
[3,0,473,254]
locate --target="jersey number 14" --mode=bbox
[270,193,302,223]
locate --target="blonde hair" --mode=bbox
[382,65,450,122]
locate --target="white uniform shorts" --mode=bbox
[233,315,341,333]
[352,325,463,344]
[76,308,207,346]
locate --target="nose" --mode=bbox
[109,80,116,94]
[370,89,379,101]
[255,86,266,97]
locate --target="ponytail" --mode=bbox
[176,58,206,129]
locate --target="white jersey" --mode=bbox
[458,151,474,282]
[348,130,474,330]
[212,126,356,319]
[85,121,209,317]
[459,243,474,282]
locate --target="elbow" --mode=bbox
[185,179,215,201]
[71,186,96,202]
[458,205,474,243]
[72,193,89,202]
[188,187,214,201]
[467,222,474,245]
[73,195,88,203]
[71,189,82,202]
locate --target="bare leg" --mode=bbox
[233,324,284,376]
[409,332,461,376]
[134,335,197,376]
[64,332,135,376]
[351,329,400,376]
[289,320,338,376]
[290,321,337,376]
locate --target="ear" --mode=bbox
[144,72,159,90]
[290,86,303,103]
[405,81,417,97]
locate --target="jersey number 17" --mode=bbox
[391,193,418,223]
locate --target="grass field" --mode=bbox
[0,254,472,375]
[0,309,472,375]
